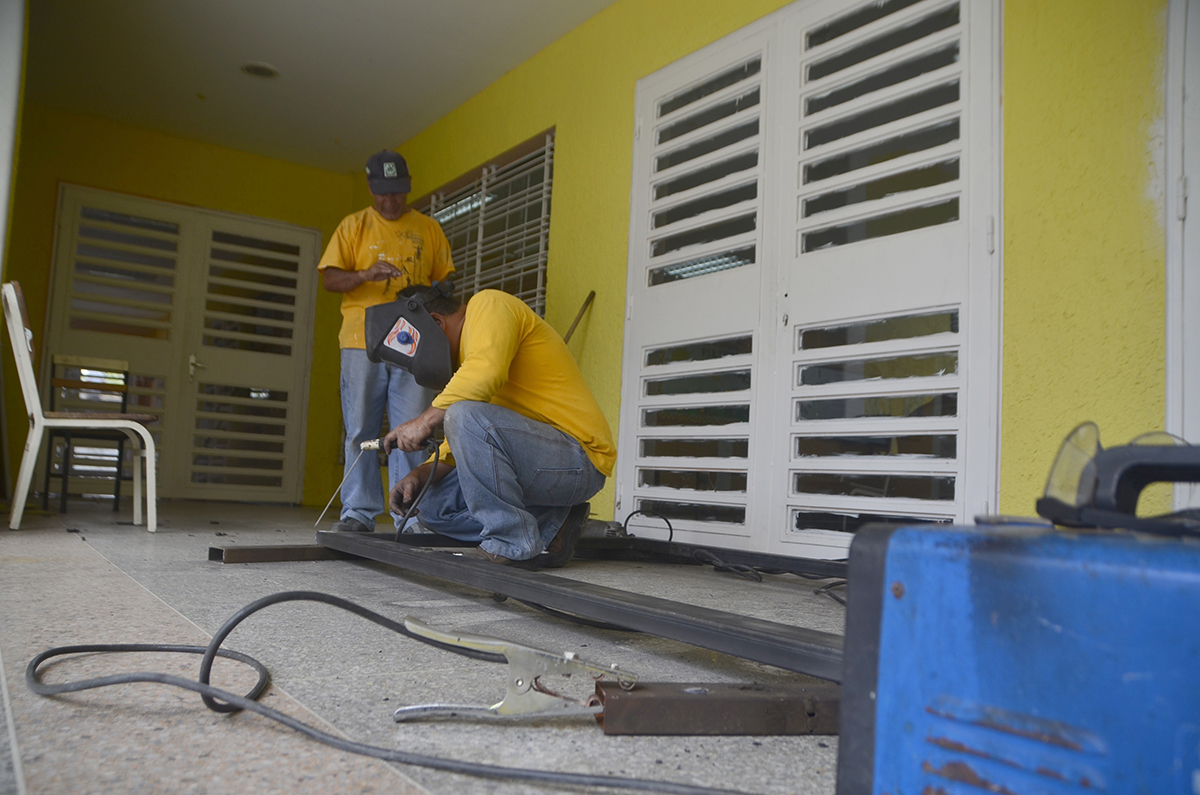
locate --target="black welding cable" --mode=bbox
[691,548,763,582]
[513,598,636,632]
[196,591,505,712]
[26,591,755,795]
[622,509,674,542]
[394,437,441,543]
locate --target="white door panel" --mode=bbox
[618,28,774,545]
[768,0,989,557]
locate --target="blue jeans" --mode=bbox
[415,402,607,560]
[340,349,433,531]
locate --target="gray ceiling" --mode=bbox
[25,0,618,174]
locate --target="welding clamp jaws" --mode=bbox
[393,618,638,722]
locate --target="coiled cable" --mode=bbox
[27,590,754,795]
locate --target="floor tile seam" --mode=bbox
[0,639,26,795]
[74,534,435,795]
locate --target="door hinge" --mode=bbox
[626,297,633,320]
[635,116,642,141]
[1179,175,1189,222]
[987,215,996,255]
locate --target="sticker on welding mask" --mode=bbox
[384,317,419,357]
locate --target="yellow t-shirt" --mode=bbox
[431,290,617,477]
[318,207,455,349]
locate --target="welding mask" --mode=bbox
[364,281,455,390]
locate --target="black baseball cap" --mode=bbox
[365,150,411,195]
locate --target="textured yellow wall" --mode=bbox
[399,0,797,519]
[1001,0,1168,513]
[8,0,1170,521]
[5,104,356,505]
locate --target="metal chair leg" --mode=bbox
[10,423,44,530]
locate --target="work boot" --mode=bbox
[540,502,591,568]
[330,517,371,533]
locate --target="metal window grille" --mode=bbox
[414,131,554,314]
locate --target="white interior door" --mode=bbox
[46,185,320,502]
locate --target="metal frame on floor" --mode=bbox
[315,531,847,682]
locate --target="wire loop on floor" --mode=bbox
[26,590,753,795]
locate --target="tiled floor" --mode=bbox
[0,500,845,795]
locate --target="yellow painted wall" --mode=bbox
[398,0,798,520]
[1001,0,1168,513]
[4,103,357,505]
[7,0,1170,523]
[402,0,1173,520]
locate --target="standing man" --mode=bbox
[319,150,455,533]
[383,285,615,568]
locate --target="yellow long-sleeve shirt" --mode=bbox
[431,290,616,477]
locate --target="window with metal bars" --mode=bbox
[411,130,554,314]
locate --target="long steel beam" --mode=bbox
[317,531,845,682]
[388,532,850,580]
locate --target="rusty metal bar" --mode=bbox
[208,544,349,564]
[594,680,840,735]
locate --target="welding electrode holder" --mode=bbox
[313,438,391,527]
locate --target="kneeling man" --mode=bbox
[383,284,615,567]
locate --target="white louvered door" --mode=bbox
[46,185,320,502]
[771,0,997,558]
[617,31,774,547]
[619,0,998,557]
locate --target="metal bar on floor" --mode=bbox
[387,532,849,579]
[316,531,846,682]
[572,536,849,579]
[208,544,350,564]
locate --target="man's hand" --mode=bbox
[321,261,402,292]
[361,260,403,282]
[390,461,453,514]
[390,469,425,514]
[384,407,445,453]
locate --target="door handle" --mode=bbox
[188,353,207,383]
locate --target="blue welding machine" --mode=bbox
[837,424,1200,794]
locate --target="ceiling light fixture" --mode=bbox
[241,62,279,79]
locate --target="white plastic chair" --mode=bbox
[2,282,158,531]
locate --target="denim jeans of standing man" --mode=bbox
[414,401,606,561]
[340,349,432,531]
